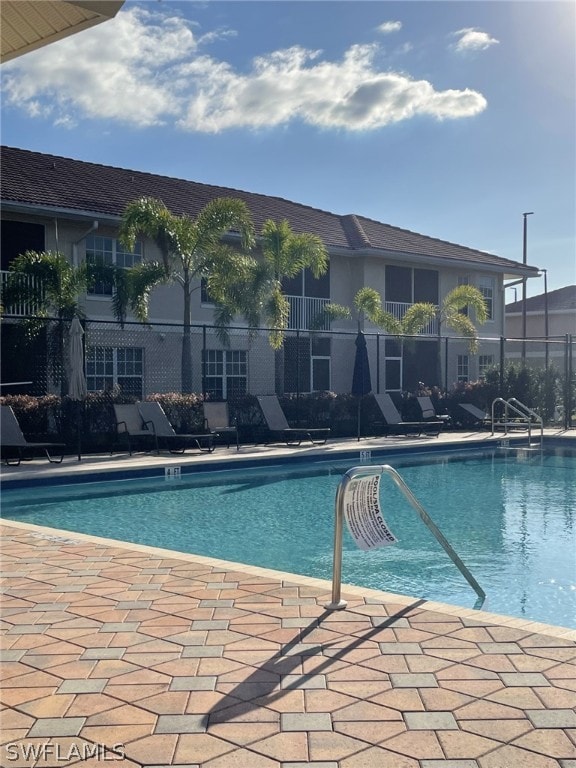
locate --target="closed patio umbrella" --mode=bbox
[68,316,87,461]
[351,330,372,441]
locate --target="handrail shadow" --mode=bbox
[204,597,427,725]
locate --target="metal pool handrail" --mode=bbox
[491,397,543,447]
[326,465,486,611]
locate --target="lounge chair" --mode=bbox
[203,401,239,450]
[1,405,65,466]
[373,393,444,437]
[138,401,215,453]
[257,395,330,446]
[458,403,490,429]
[417,396,451,427]
[112,403,158,455]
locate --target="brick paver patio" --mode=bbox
[1,517,575,767]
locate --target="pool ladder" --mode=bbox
[491,397,543,451]
[326,465,486,612]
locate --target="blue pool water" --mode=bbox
[2,448,575,628]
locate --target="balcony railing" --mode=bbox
[1,270,44,316]
[384,301,438,335]
[287,296,331,331]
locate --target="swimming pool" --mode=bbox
[2,447,575,628]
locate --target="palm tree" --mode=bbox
[208,218,329,349]
[117,196,255,393]
[322,284,487,387]
[1,250,106,395]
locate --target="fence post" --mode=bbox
[202,325,207,400]
[376,333,380,394]
[565,334,573,431]
[499,336,505,395]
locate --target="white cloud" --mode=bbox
[1,7,488,133]
[452,28,500,54]
[376,21,402,35]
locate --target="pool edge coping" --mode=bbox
[3,517,575,643]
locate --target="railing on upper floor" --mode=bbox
[0,270,45,316]
[286,297,439,334]
[384,301,438,335]
[287,296,331,331]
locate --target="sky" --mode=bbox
[1,0,575,299]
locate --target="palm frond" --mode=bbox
[400,302,437,336]
[195,197,255,253]
[354,287,382,321]
[266,287,290,349]
[442,284,488,325]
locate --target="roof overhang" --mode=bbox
[1,1,124,63]
[330,246,540,279]
[1,200,542,279]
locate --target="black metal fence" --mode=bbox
[1,315,574,454]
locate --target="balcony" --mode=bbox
[1,270,44,316]
[287,296,331,331]
[384,301,438,335]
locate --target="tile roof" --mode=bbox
[506,285,576,313]
[1,145,536,274]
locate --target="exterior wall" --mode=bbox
[506,311,576,339]
[0,207,517,396]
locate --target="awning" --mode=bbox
[1,1,125,63]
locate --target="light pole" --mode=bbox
[521,212,534,362]
[540,268,549,370]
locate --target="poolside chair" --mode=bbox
[1,405,65,466]
[458,403,491,429]
[417,397,452,428]
[138,401,215,454]
[112,403,158,456]
[203,401,239,450]
[257,395,330,446]
[373,393,443,437]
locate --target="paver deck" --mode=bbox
[1,431,575,766]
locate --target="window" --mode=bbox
[203,350,247,399]
[477,276,494,321]
[86,346,143,398]
[384,337,402,391]
[458,276,469,317]
[385,266,439,305]
[283,337,331,392]
[478,355,494,379]
[282,266,330,299]
[311,336,331,391]
[457,354,469,382]
[200,277,214,304]
[86,235,142,296]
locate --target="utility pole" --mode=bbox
[521,212,534,363]
[541,268,549,370]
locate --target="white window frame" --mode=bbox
[203,349,248,399]
[477,276,494,321]
[457,354,469,382]
[86,235,142,297]
[86,346,144,396]
[478,354,494,379]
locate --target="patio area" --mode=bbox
[1,430,575,767]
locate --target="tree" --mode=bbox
[208,218,329,349]
[117,196,255,393]
[322,284,488,388]
[1,250,107,395]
